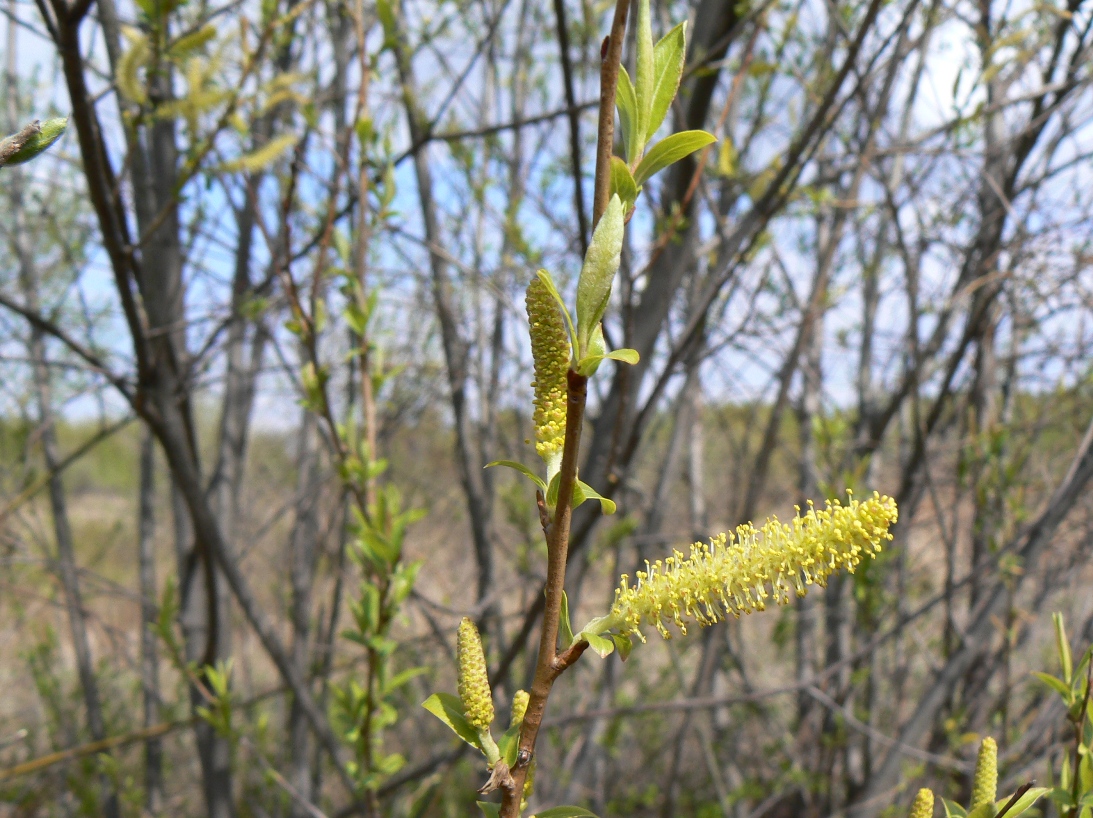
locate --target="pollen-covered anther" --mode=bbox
[456,618,494,732]
[525,277,570,464]
[609,492,898,640]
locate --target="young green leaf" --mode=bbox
[648,22,687,141]
[1032,671,1072,700]
[497,723,521,768]
[577,347,640,377]
[610,156,639,214]
[485,460,548,492]
[633,0,654,158]
[559,590,575,649]
[533,808,600,818]
[581,631,615,658]
[611,632,633,661]
[942,798,968,818]
[575,195,624,356]
[1054,612,1073,684]
[573,479,617,514]
[477,802,501,818]
[0,118,68,166]
[633,130,716,186]
[996,787,1049,818]
[616,67,639,163]
[422,693,482,750]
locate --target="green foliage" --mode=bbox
[1036,613,1093,818]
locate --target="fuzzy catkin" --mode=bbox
[909,788,934,818]
[971,737,998,811]
[610,492,898,640]
[456,618,494,731]
[525,278,569,464]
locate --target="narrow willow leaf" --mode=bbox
[559,590,574,649]
[648,22,686,140]
[610,156,639,213]
[633,130,716,186]
[533,808,599,818]
[476,802,501,818]
[997,787,1049,818]
[484,460,547,492]
[575,196,624,356]
[633,0,654,157]
[422,693,481,749]
[1032,671,1071,699]
[616,67,639,164]
[1054,612,1072,684]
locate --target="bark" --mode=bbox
[288,411,321,818]
[138,430,163,815]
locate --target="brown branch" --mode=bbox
[591,0,631,227]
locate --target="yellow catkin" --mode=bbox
[610,492,898,640]
[909,788,934,818]
[971,737,998,811]
[510,689,530,728]
[456,618,494,732]
[525,277,569,464]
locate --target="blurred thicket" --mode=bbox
[1,0,1093,811]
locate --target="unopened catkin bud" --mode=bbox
[457,618,494,731]
[525,277,569,467]
[510,689,530,728]
[971,737,997,810]
[909,788,934,818]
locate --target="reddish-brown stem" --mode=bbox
[500,371,588,817]
[498,1,629,811]
[592,0,631,228]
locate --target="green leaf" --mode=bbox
[997,787,1048,818]
[610,156,639,214]
[616,67,639,164]
[943,798,968,818]
[376,0,397,48]
[533,806,599,817]
[497,723,521,768]
[965,804,994,818]
[582,631,615,658]
[572,480,616,514]
[546,471,560,509]
[633,130,716,186]
[477,802,501,818]
[1032,671,1072,699]
[535,269,577,355]
[485,460,547,492]
[1054,612,1073,684]
[611,632,633,661]
[648,22,686,140]
[633,0,654,158]
[422,693,481,750]
[576,347,640,378]
[575,195,624,356]
[559,591,574,649]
